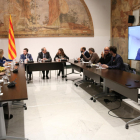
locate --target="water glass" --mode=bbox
[6,69,11,76]
[43,59,45,62]
[3,76,9,85]
[99,64,102,69]
[20,59,23,63]
[56,57,58,62]
[0,86,2,93]
[24,59,27,63]
[10,64,14,71]
[38,58,41,63]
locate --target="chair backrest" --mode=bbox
[124,63,136,74]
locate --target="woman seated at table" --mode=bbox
[0,49,13,66]
[82,48,99,64]
[54,48,69,78]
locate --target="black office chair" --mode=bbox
[124,63,136,74]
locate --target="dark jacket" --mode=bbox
[82,52,99,64]
[37,52,52,61]
[0,62,3,67]
[107,54,125,71]
[20,54,33,62]
[135,48,140,60]
[99,53,112,64]
[54,54,69,61]
[80,51,90,62]
[0,57,12,64]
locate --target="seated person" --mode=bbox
[0,49,13,66]
[135,48,140,60]
[102,46,125,70]
[54,48,69,78]
[99,47,112,64]
[20,48,33,80]
[38,47,52,79]
[82,48,99,64]
[77,47,90,62]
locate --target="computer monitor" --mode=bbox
[128,26,140,61]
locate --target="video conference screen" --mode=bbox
[128,26,140,61]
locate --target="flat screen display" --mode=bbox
[128,26,140,61]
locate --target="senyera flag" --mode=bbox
[8,15,17,60]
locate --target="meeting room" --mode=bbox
[0,0,140,140]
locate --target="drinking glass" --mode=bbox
[3,76,8,85]
[10,64,14,71]
[99,64,102,69]
[6,69,11,76]
[20,59,23,63]
[0,86,2,93]
[43,59,45,62]
[38,58,41,63]
[56,57,58,62]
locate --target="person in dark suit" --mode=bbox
[135,48,140,60]
[102,46,125,71]
[37,47,52,79]
[54,48,69,78]
[77,47,90,62]
[99,47,112,64]
[20,48,33,80]
[20,48,33,61]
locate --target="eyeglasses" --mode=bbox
[104,50,109,51]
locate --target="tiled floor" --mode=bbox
[5,71,140,140]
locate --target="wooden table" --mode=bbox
[68,59,140,129]
[25,61,64,83]
[0,64,28,140]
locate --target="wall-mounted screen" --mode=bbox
[128,26,140,61]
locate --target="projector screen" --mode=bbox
[128,26,140,61]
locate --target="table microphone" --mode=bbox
[7,78,17,88]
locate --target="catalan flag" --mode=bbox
[8,15,17,60]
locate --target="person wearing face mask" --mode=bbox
[102,46,125,70]
[20,48,33,80]
[82,48,99,64]
[77,47,90,62]
[99,47,112,64]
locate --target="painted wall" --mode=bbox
[0,0,111,61]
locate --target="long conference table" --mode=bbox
[68,59,140,129]
[0,64,28,140]
[1,59,140,139]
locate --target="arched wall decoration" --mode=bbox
[0,0,94,38]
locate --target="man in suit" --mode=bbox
[20,48,33,61]
[20,48,33,80]
[77,47,90,62]
[38,47,52,79]
[102,46,125,71]
[99,47,112,64]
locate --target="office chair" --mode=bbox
[12,101,27,110]
[65,63,82,82]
